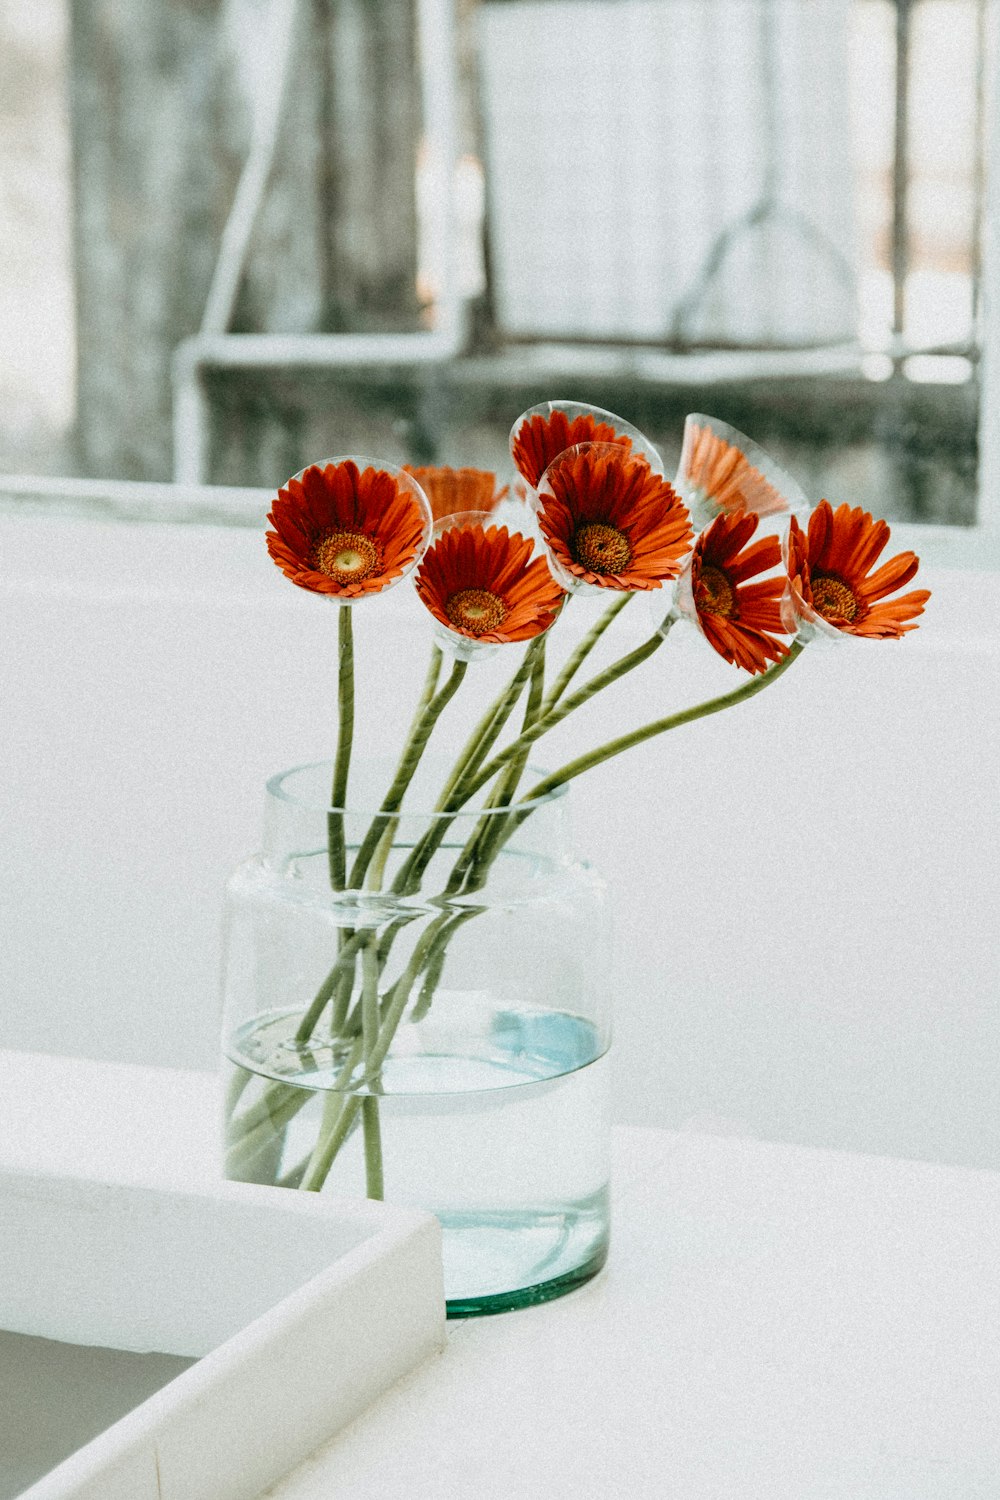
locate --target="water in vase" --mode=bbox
[223,999,611,1315]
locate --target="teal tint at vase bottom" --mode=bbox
[441,1201,610,1317]
[225,1012,612,1315]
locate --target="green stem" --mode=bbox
[366,644,443,891]
[289,646,449,1055]
[434,636,544,810]
[362,1097,384,1200]
[329,963,357,1036]
[347,656,468,889]
[298,646,443,1043]
[361,935,380,1065]
[335,914,420,1042]
[227,1074,313,1144]
[514,634,547,731]
[402,643,807,1032]
[323,644,440,1021]
[300,1093,362,1193]
[360,935,384,1198]
[290,1032,366,1191]
[225,1014,370,1174]
[302,642,538,1177]
[526,642,805,803]
[227,913,421,1186]
[301,914,450,1192]
[409,909,478,1022]
[544,593,631,708]
[327,606,355,889]
[462,629,666,799]
[389,637,548,898]
[293,927,370,1043]
[370,917,450,1070]
[294,643,805,1197]
[226,1075,327,1177]
[446,637,548,896]
[223,1062,253,1119]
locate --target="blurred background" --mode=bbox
[0,0,994,521]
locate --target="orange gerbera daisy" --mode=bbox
[511,408,633,491]
[536,444,693,592]
[416,523,565,644]
[678,509,791,674]
[403,465,508,523]
[677,414,805,528]
[785,501,930,639]
[266,459,430,599]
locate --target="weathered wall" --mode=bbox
[70,0,245,479]
[70,0,422,482]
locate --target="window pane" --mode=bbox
[0,0,992,527]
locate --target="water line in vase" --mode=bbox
[299,911,453,1192]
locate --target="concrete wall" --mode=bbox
[69,0,422,481]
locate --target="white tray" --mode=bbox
[0,1168,445,1500]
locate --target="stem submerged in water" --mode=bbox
[300,913,451,1193]
[360,935,384,1199]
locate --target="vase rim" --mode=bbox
[266,760,569,821]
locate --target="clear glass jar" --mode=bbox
[220,756,612,1316]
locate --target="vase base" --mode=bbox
[445,1238,608,1318]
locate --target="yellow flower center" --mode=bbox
[573,522,633,575]
[695,563,737,619]
[445,587,507,635]
[810,571,859,622]
[311,528,381,585]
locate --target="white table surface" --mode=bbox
[3,1049,999,1499]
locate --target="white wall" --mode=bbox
[2,513,997,1170]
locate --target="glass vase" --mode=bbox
[220,757,612,1317]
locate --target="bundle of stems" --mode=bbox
[225,597,802,1197]
[245,426,928,1197]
